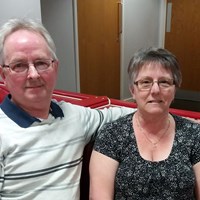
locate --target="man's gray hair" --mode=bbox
[0,18,58,64]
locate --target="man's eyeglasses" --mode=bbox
[134,78,175,90]
[2,59,55,73]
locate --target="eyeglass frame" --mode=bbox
[2,59,55,74]
[134,78,175,91]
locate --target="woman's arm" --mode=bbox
[89,150,119,200]
[193,162,200,199]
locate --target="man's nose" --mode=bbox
[27,64,40,79]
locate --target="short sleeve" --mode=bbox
[176,116,200,165]
[93,121,121,161]
[190,123,200,165]
[93,114,133,162]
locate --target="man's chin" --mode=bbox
[26,93,48,102]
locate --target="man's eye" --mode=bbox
[14,63,23,68]
[12,63,27,71]
[34,61,48,69]
[35,61,46,65]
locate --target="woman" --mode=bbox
[89,47,200,199]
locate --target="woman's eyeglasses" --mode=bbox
[134,78,175,90]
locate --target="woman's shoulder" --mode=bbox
[173,114,200,135]
[102,112,133,129]
[173,114,200,125]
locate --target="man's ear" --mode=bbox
[53,60,59,73]
[0,65,6,81]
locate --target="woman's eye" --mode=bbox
[141,80,152,84]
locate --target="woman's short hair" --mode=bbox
[127,47,182,89]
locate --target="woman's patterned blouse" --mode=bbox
[94,113,200,200]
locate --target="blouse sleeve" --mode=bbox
[179,115,200,165]
[190,123,200,165]
[93,114,132,162]
[93,121,120,161]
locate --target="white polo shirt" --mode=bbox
[0,95,134,200]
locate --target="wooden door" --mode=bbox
[77,0,121,98]
[165,0,200,91]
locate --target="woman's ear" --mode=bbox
[172,87,177,101]
[129,86,137,103]
[129,86,135,99]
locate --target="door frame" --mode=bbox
[73,0,81,92]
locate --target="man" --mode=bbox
[0,18,135,199]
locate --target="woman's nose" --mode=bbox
[150,81,160,93]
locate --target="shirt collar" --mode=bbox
[0,94,64,128]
